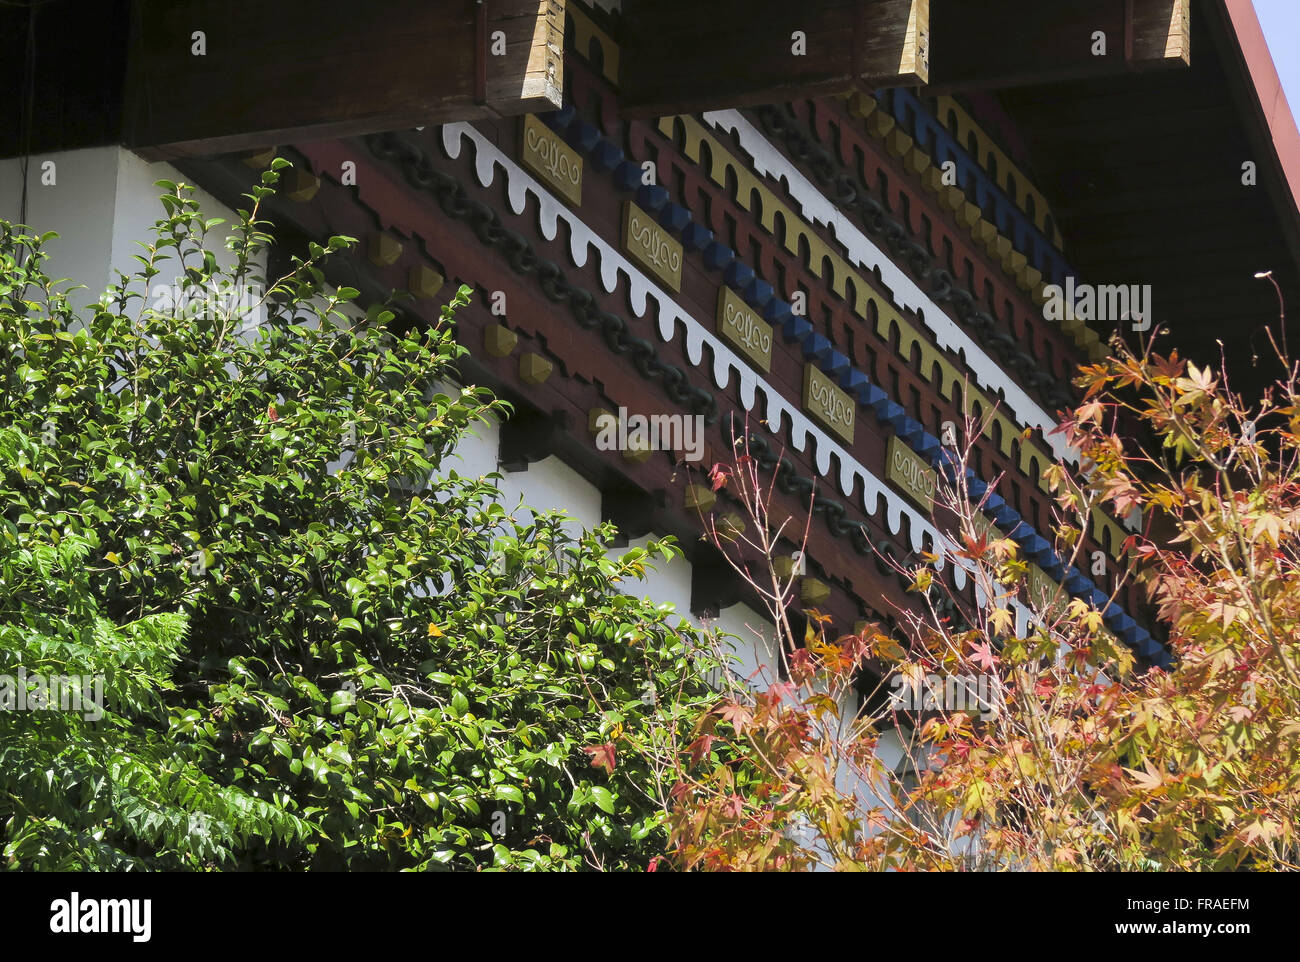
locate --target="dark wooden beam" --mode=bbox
[125,0,563,160]
[601,485,666,547]
[0,0,131,159]
[619,0,928,117]
[499,407,569,472]
[690,545,748,619]
[927,0,1189,92]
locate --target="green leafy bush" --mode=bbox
[0,165,721,870]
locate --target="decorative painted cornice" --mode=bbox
[364,132,717,431]
[881,87,1070,287]
[699,108,1066,448]
[548,103,1128,566]
[929,92,1063,246]
[751,101,1076,408]
[641,109,1126,557]
[839,90,1106,361]
[555,7,1091,360]
[429,118,1167,667]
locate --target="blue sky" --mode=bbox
[1254,0,1300,114]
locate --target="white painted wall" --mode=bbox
[1,146,261,312]
[443,409,778,659]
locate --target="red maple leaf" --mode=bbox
[583,742,616,775]
[714,700,753,735]
[970,641,998,672]
[708,463,730,492]
[722,794,745,818]
[766,680,797,704]
[688,733,716,766]
[787,647,813,680]
[669,781,693,804]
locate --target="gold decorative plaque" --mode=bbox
[520,114,583,207]
[972,512,997,543]
[716,286,773,372]
[885,435,936,515]
[803,363,855,444]
[1024,564,1061,610]
[622,201,682,292]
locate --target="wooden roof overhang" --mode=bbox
[990,0,1300,393]
[3,0,1193,159]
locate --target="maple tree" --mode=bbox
[657,327,1300,871]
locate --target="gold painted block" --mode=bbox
[803,364,855,445]
[865,110,896,138]
[886,128,913,158]
[520,114,583,207]
[622,202,682,292]
[921,165,946,193]
[848,92,877,118]
[367,233,402,267]
[885,435,937,516]
[285,169,320,202]
[800,577,831,608]
[987,235,1012,261]
[1017,265,1042,292]
[717,512,747,539]
[904,147,930,175]
[716,286,773,372]
[409,264,444,299]
[588,407,614,434]
[241,146,277,169]
[484,323,517,358]
[518,352,552,385]
[956,202,981,228]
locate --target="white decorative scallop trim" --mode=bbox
[441,121,1034,632]
[700,110,1078,467]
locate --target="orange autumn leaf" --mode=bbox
[583,742,616,775]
